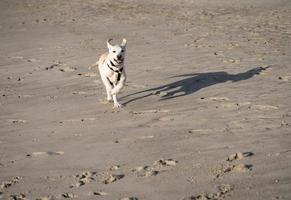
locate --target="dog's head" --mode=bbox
[107,38,127,64]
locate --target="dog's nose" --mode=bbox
[117,55,122,60]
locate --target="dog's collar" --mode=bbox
[107,64,123,73]
[107,64,123,82]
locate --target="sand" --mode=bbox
[0,0,291,199]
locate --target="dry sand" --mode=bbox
[1,0,291,199]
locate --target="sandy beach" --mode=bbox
[1,0,291,199]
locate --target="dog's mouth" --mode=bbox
[115,58,124,64]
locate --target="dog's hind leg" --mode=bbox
[106,87,113,102]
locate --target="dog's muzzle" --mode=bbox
[115,56,124,64]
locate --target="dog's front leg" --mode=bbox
[100,74,113,102]
[111,75,126,108]
[112,94,123,108]
[111,75,126,96]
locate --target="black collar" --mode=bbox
[107,64,123,81]
[107,64,123,73]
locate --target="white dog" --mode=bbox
[96,38,127,108]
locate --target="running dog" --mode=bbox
[96,38,127,108]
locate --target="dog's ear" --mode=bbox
[121,38,127,47]
[107,39,113,49]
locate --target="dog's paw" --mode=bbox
[113,103,124,108]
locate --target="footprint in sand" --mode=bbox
[214,163,253,179]
[213,152,254,178]
[74,171,97,187]
[1,176,22,189]
[108,165,121,171]
[153,159,178,168]
[233,164,253,172]
[131,166,159,177]
[227,152,254,162]
[9,193,27,200]
[131,159,177,178]
[102,174,124,184]
[26,151,64,157]
[182,184,233,200]
[61,193,77,198]
[72,170,124,187]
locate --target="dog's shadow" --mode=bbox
[122,66,270,105]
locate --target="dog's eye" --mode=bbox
[113,51,116,53]
[121,50,124,52]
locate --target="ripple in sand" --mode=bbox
[278,75,291,82]
[61,118,96,123]
[129,109,170,115]
[93,192,109,196]
[36,196,55,200]
[7,119,27,124]
[59,66,77,72]
[26,151,64,157]
[251,104,278,111]
[83,72,97,77]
